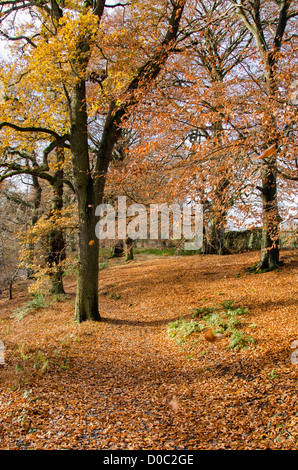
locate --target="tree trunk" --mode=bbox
[47,227,66,294]
[203,218,225,255]
[27,175,42,279]
[203,95,229,255]
[201,175,228,256]
[70,91,121,322]
[9,281,12,300]
[111,239,124,258]
[47,146,66,295]
[68,0,186,323]
[70,80,101,322]
[125,237,134,261]
[235,1,290,270]
[74,214,100,322]
[258,163,279,270]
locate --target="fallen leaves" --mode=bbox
[0,250,297,450]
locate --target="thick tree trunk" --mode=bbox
[70,81,101,322]
[68,0,186,323]
[70,89,122,322]
[258,163,279,270]
[74,210,100,322]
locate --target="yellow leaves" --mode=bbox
[22,10,99,105]
[0,79,5,104]
[57,10,99,56]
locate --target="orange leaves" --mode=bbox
[252,144,278,161]
[0,250,298,449]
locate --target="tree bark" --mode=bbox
[259,163,280,269]
[46,146,66,294]
[125,237,134,261]
[26,174,42,279]
[70,80,101,322]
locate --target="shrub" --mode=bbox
[227,330,255,350]
[167,300,255,350]
[10,293,48,321]
[167,318,203,344]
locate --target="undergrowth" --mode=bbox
[167,300,255,350]
[10,293,49,321]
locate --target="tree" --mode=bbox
[183,0,251,254]
[0,181,27,299]
[230,0,298,268]
[0,0,187,322]
[107,1,253,254]
[108,0,297,265]
[0,141,74,294]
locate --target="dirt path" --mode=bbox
[0,251,297,449]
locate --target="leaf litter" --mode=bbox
[0,250,297,450]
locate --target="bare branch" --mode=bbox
[0,30,38,48]
[0,121,62,139]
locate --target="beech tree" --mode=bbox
[178,0,252,254]
[107,0,297,264]
[229,0,298,268]
[0,0,187,322]
[107,1,253,251]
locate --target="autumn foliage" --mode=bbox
[0,0,297,452]
[0,250,298,450]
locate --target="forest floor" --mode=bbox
[0,249,297,450]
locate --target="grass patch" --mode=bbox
[10,293,49,321]
[167,318,203,344]
[167,300,255,350]
[134,247,200,257]
[99,261,108,270]
[134,247,176,256]
[227,329,255,350]
[176,249,201,256]
[192,306,215,318]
